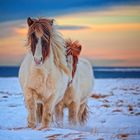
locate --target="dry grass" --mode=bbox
[91,94,109,99]
[117,133,129,139]
[101,104,110,108]
[46,134,62,139]
[128,104,133,111]
[135,112,140,116]
[112,109,122,112]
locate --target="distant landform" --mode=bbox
[0,66,140,78]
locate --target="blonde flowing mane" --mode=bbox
[27,18,69,75]
[51,26,70,75]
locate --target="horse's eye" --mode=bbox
[31,33,38,44]
[41,38,46,47]
[35,38,38,43]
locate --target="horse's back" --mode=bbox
[78,58,93,75]
[78,58,94,91]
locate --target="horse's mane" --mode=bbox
[51,26,70,75]
[27,18,69,75]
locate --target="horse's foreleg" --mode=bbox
[40,95,55,129]
[25,89,36,128]
[36,103,43,123]
[55,100,64,127]
[41,103,52,129]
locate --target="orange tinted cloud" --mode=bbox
[90,23,140,32]
[0,5,140,66]
[15,28,27,35]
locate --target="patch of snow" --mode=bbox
[0,78,140,139]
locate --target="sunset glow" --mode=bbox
[0,5,140,66]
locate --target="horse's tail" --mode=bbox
[78,103,89,125]
[36,103,43,123]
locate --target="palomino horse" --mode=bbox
[19,17,70,129]
[55,40,94,125]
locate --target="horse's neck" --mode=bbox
[42,47,55,74]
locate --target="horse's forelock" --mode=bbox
[27,19,52,61]
[28,19,52,39]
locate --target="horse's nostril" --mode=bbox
[34,57,42,65]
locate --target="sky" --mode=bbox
[0,0,140,66]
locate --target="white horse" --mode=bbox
[19,17,70,129]
[55,40,94,125]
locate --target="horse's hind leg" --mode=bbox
[78,103,88,125]
[25,88,36,128]
[55,100,64,127]
[68,101,80,125]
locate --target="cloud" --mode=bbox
[0,20,26,38]
[0,21,89,39]
[0,27,15,38]
[0,0,140,22]
[86,57,128,66]
[57,25,90,30]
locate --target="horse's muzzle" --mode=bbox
[34,57,43,65]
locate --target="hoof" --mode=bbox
[28,123,36,129]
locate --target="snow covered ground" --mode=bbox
[0,78,140,140]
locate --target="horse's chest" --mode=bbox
[28,70,46,93]
[28,69,55,99]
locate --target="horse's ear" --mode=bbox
[27,17,34,26]
[50,19,54,26]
